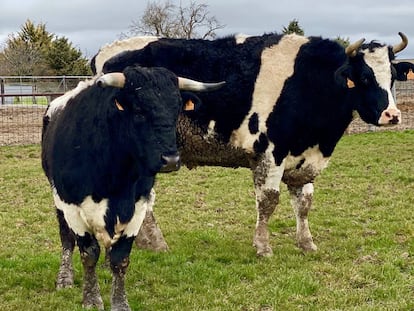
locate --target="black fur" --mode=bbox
[248,112,259,134]
[42,65,182,281]
[103,35,283,142]
[101,33,407,165]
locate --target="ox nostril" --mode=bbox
[160,153,181,172]
[381,107,401,125]
[389,115,399,124]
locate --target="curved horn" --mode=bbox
[345,38,365,57]
[96,72,126,88]
[178,77,226,92]
[393,32,408,54]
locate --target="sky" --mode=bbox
[1,0,414,60]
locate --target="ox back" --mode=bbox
[102,34,356,167]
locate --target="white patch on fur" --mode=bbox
[46,79,95,119]
[122,199,148,238]
[53,189,148,248]
[230,34,309,151]
[302,183,314,195]
[362,46,399,119]
[255,142,286,201]
[235,33,251,44]
[284,145,330,173]
[145,188,156,212]
[93,36,159,74]
[203,120,217,140]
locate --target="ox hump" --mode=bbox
[94,36,159,74]
[45,79,95,119]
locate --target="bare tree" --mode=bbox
[2,36,48,75]
[123,0,225,39]
[176,1,224,39]
[126,1,176,37]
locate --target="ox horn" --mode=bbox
[178,77,226,91]
[345,38,365,57]
[96,72,126,88]
[393,32,408,54]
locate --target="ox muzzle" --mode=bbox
[160,153,181,173]
[379,106,401,125]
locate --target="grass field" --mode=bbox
[6,96,49,105]
[0,130,413,311]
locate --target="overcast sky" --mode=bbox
[1,0,414,60]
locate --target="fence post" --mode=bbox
[0,78,4,105]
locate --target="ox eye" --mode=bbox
[133,106,144,116]
[391,66,397,80]
[360,76,370,85]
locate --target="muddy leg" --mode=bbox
[110,236,134,311]
[135,189,169,251]
[56,209,75,289]
[253,189,280,257]
[77,233,104,310]
[252,155,284,257]
[288,183,317,251]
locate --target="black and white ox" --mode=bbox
[91,32,413,258]
[41,65,223,310]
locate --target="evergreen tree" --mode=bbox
[0,19,90,75]
[335,36,350,48]
[47,37,90,75]
[282,19,305,36]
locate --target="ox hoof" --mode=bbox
[254,244,273,257]
[136,211,169,252]
[256,249,274,257]
[83,294,104,310]
[111,302,131,311]
[82,301,104,311]
[135,233,169,252]
[56,272,74,289]
[298,241,318,252]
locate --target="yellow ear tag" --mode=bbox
[347,78,355,88]
[184,99,195,111]
[115,99,124,111]
[407,69,414,80]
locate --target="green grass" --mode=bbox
[9,96,48,105]
[1,131,414,310]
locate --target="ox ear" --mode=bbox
[393,62,414,81]
[180,92,203,115]
[334,65,354,89]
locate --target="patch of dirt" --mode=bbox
[0,105,46,146]
[347,101,414,134]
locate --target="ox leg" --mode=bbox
[288,183,317,252]
[109,236,134,311]
[77,233,104,310]
[252,156,284,257]
[56,209,75,289]
[253,189,279,257]
[135,189,169,251]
